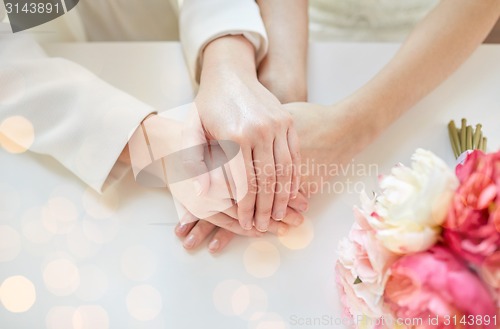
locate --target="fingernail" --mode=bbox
[243,222,253,231]
[256,225,268,233]
[208,239,220,253]
[293,215,304,226]
[299,202,309,212]
[176,223,189,235]
[278,224,288,236]
[273,211,285,221]
[194,180,202,196]
[184,234,196,249]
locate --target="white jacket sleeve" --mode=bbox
[0,27,155,192]
[179,0,268,82]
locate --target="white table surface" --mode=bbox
[1,42,500,329]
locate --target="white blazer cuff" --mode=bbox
[180,0,268,82]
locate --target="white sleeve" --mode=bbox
[1,2,6,22]
[0,29,155,192]
[179,0,268,82]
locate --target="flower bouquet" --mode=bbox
[336,120,499,329]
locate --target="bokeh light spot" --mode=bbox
[46,306,76,329]
[42,197,79,235]
[0,275,36,313]
[22,207,54,244]
[236,285,268,321]
[212,280,250,316]
[243,241,280,278]
[43,258,80,296]
[73,305,109,329]
[126,284,162,321]
[278,218,314,250]
[0,116,34,154]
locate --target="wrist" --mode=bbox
[331,96,385,146]
[258,55,308,103]
[259,64,307,103]
[128,114,183,176]
[201,35,258,80]
[349,78,408,134]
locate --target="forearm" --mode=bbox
[257,0,308,75]
[349,0,500,137]
[197,33,302,230]
[257,0,309,102]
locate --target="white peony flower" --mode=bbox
[367,149,458,254]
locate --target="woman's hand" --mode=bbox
[196,35,302,233]
[283,100,379,197]
[172,99,372,254]
[175,193,309,253]
[171,142,309,254]
[172,99,364,254]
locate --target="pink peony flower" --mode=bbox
[384,246,497,329]
[336,193,399,329]
[480,251,500,307]
[444,150,500,297]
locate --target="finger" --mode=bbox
[171,151,234,221]
[173,199,199,225]
[183,220,216,250]
[175,221,197,238]
[280,207,304,227]
[267,207,305,236]
[222,204,238,219]
[287,127,302,199]
[287,192,309,213]
[253,144,276,232]
[206,212,264,237]
[227,147,256,230]
[271,135,292,221]
[208,228,235,254]
[267,220,289,237]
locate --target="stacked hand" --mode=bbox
[170,34,311,253]
[194,35,302,232]
[128,94,309,255]
[128,34,315,253]
[160,0,314,252]
[172,96,382,252]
